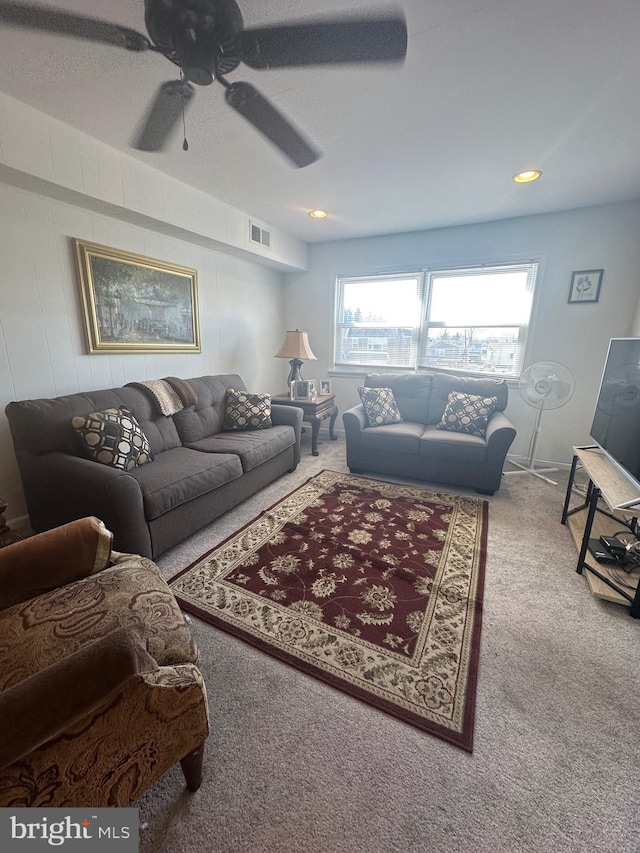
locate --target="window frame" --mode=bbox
[333,260,538,380]
[334,272,423,371]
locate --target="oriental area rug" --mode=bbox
[171,470,488,751]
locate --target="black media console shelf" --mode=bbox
[561,446,640,618]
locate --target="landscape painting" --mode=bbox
[74,239,201,354]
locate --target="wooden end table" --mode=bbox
[272,394,339,456]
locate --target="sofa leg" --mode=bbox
[180,742,205,792]
[349,467,364,475]
[476,488,495,496]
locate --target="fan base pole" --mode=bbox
[504,461,559,487]
[504,404,559,485]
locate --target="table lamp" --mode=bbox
[275,329,317,385]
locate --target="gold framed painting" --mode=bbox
[74,239,201,354]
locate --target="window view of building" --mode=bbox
[334,263,537,379]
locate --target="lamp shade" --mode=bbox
[274,330,317,361]
[275,330,317,386]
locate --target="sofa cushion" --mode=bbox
[436,391,498,437]
[429,374,508,424]
[72,407,153,470]
[128,447,243,521]
[365,373,432,423]
[223,389,272,431]
[184,425,294,473]
[359,421,425,454]
[358,386,403,427]
[419,425,488,464]
[172,374,247,443]
[0,556,198,690]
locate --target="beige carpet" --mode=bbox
[136,432,640,853]
[170,471,488,751]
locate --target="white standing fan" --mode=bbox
[506,361,575,485]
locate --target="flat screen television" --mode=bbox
[590,337,640,506]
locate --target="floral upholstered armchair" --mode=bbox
[0,517,209,807]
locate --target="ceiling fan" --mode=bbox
[0,0,408,167]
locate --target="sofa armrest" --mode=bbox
[18,451,152,557]
[343,404,368,435]
[484,411,517,458]
[0,517,113,610]
[342,404,368,471]
[271,404,303,467]
[0,625,158,770]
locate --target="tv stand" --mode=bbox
[561,446,640,618]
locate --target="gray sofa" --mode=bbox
[5,374,302,558]
[343,373,516,495]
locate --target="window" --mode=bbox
[334,262,537,379]
[335,274,422,370]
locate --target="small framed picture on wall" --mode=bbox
[568,269,603,304]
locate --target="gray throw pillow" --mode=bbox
[72,406,153,470]
[436,392,498,437]
[223,389,272,431]
[358,386,403,427]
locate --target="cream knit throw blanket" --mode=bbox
[127,377,198,416]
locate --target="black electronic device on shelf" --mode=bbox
[587,538,622,564]
[599,535,627,558]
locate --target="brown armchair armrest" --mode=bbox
[0,625,158,770]
[0,517,113,610]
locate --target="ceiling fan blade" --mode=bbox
[0,2,150,50]
[240,14,407,69]
[224,81,319,168]
[133,81,194,152]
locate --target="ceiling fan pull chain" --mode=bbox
[181,71,189,151]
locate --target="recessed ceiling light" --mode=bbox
[308,209,328,219]
[513,170,542,183]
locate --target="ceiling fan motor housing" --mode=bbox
[144,0,243,84]
[0,0,407,164]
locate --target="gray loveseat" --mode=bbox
[343,373,516,495]
[5,374,302,558]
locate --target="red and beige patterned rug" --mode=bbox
[171,470,488,751]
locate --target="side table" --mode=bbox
[272,394,339,456]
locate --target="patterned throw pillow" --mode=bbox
[223,389,272,431]
[358,386,403,427]
[436,392,498,437]
[71,407,153,470]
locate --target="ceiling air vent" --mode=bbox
[249,221,271,249]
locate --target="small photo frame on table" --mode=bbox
[320,380,332,395]
[568,269,603,304]
[291,380,316,400]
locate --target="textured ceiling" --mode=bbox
[0,0,639,243]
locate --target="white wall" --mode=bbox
[0,93,309,528]
[0,183,288,525]
[285,201,640,468]
[0,91,309,273]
